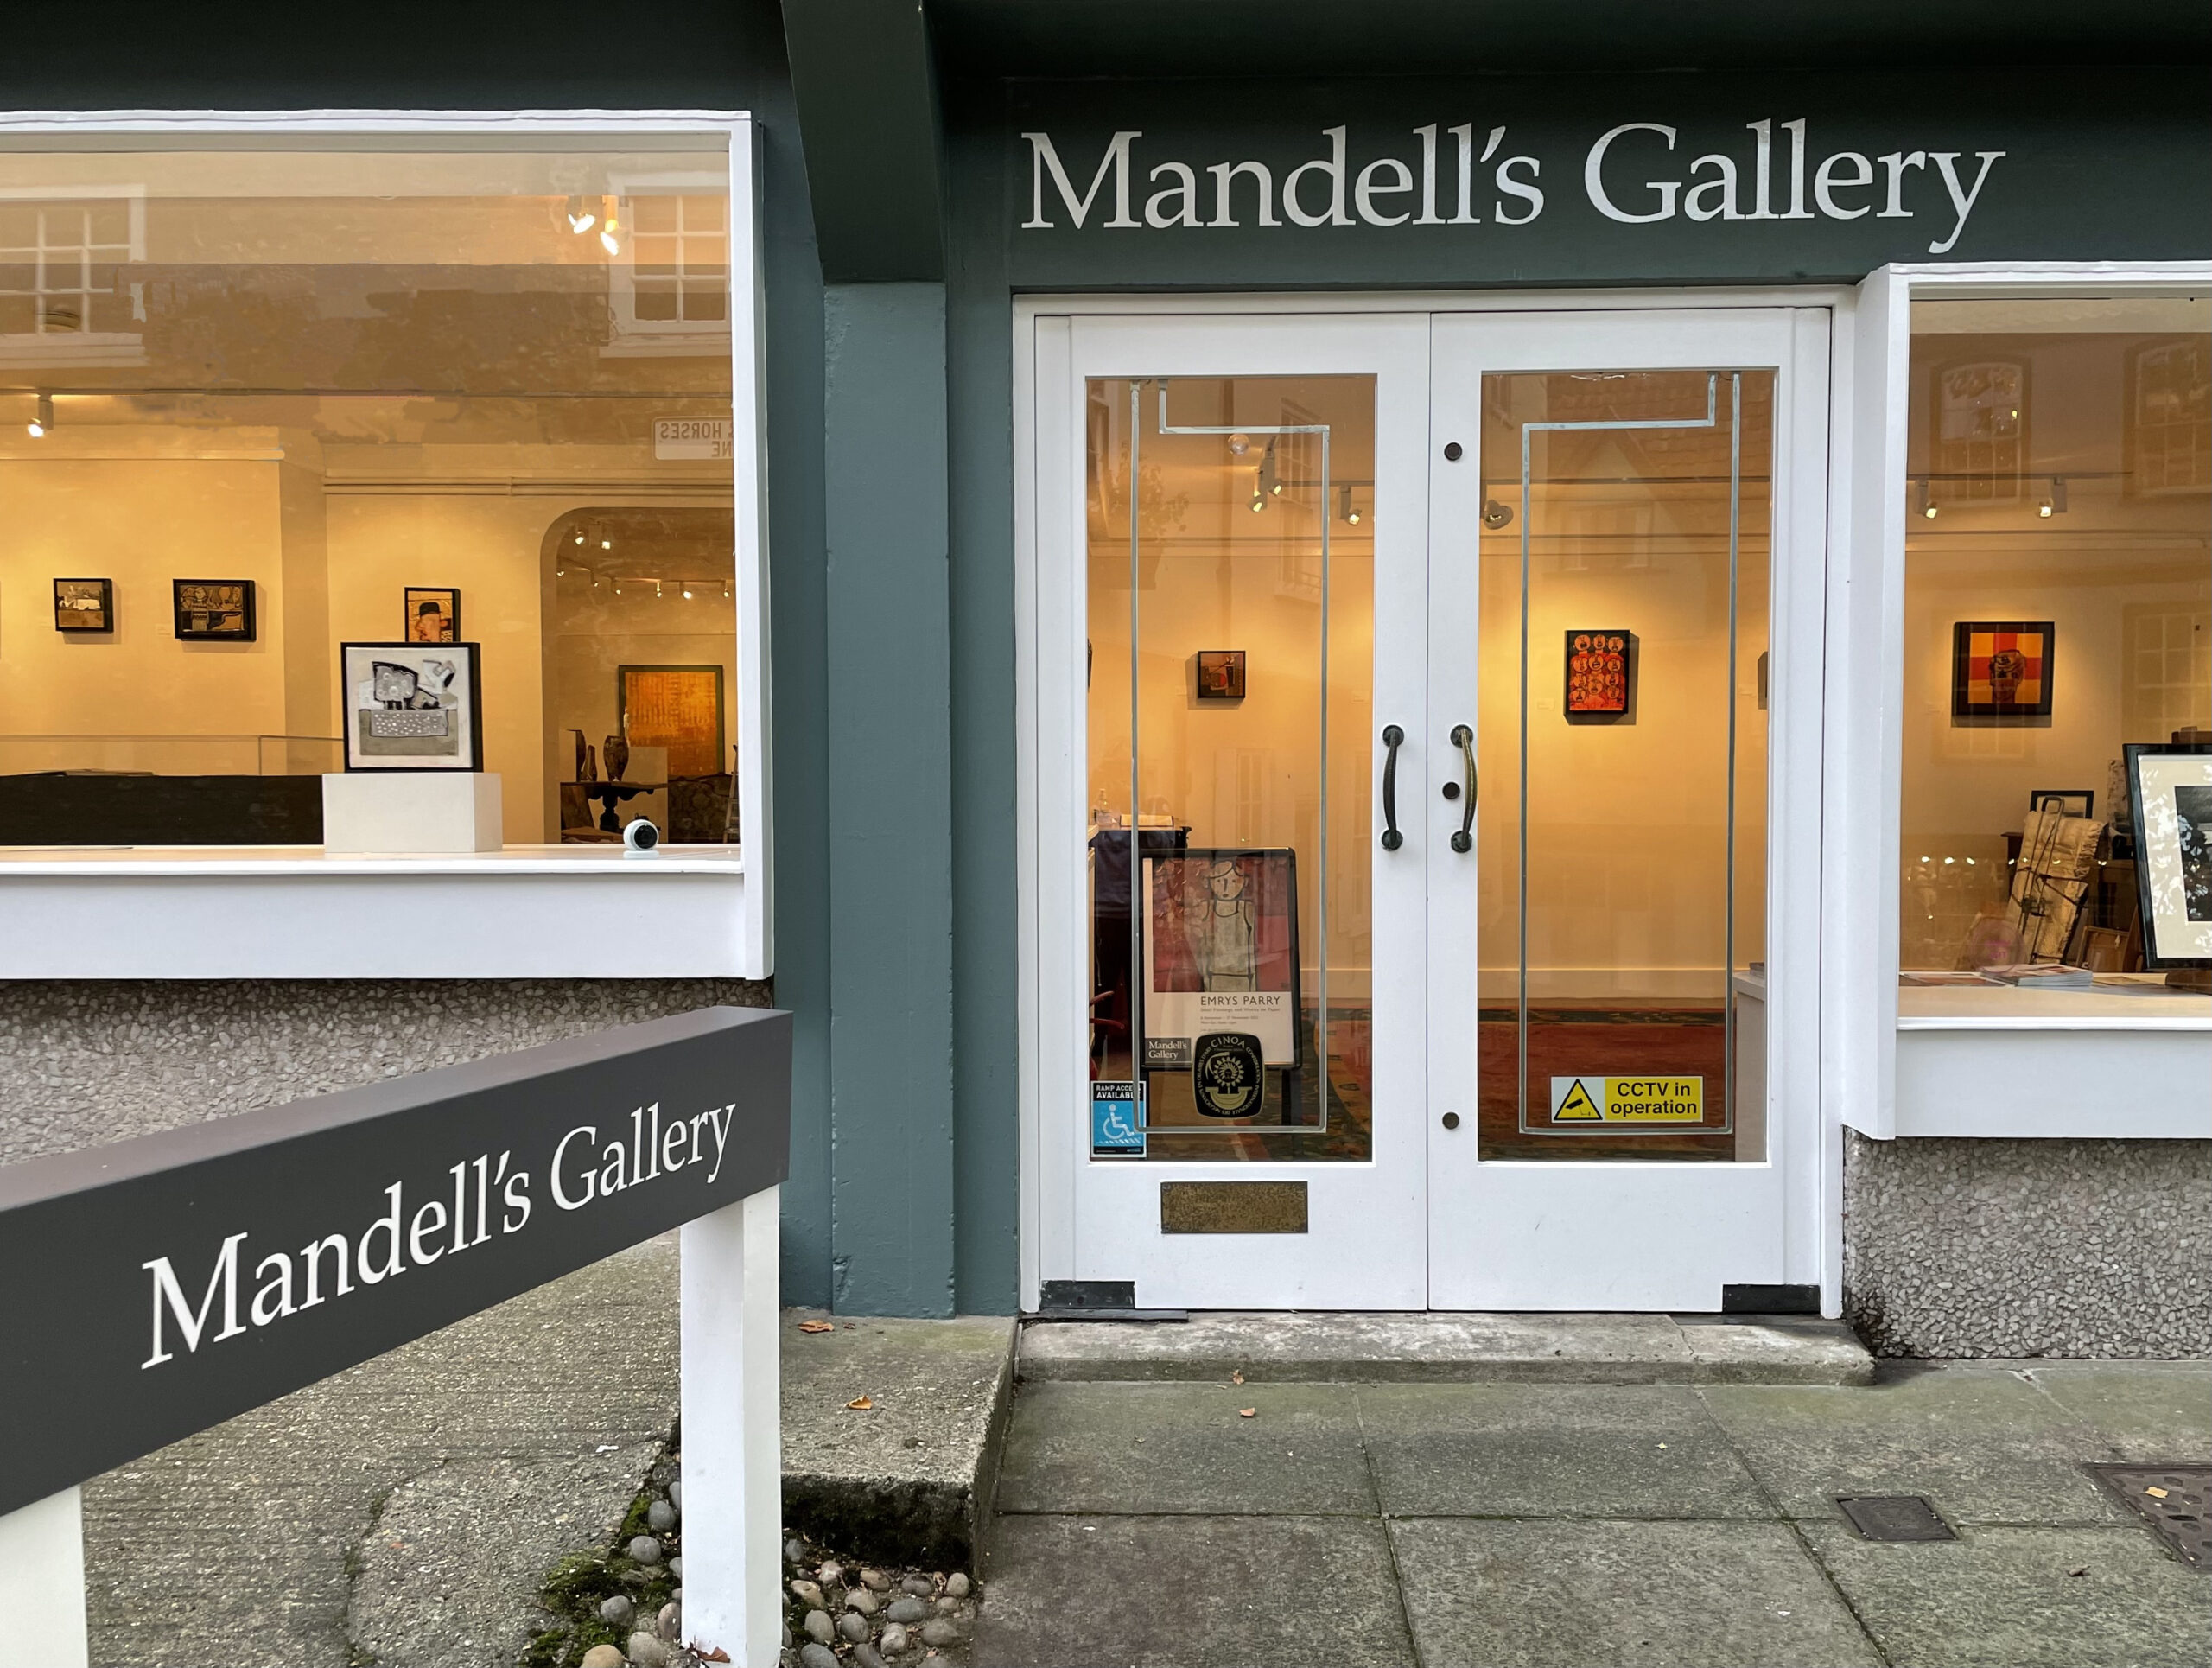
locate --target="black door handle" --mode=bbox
[1380,724,1405,850]
[1449,723,1476,852]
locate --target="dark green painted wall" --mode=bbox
[823,283,959,1315]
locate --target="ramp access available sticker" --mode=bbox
[1091,1081,1146,1156]
[1550,1075,1706,1125]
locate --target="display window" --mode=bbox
[0,128,750,850]
[1896,295,2210,1015]
[1084,373,1377,1162]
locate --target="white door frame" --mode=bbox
[1424,307,1833,1312]
[1014,288,1854,1314]
[1025,313,1433,1309]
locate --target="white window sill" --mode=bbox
[0,844,758,979]
[1889,984,2209,1139]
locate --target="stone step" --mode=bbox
[1017,1310,1872,1386]
[780,1309,1018,1568]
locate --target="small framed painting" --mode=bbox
[340,641,484,771]
[53,577,113,633]
[1564,629,1632,719]
[1952,621,2054,720]
[173,579,257,641]
[2124,742,2212,969]
[404,587,461,643]
[1195,649,1246,701]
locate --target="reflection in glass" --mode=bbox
[1898,298,2211,1013]
[1085,376,1376,1162]
[1477,371,1773,1163]
[0,143,737,846]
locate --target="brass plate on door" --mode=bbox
[1160,1181,1308,1234]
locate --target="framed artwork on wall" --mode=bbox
[618,665,725,779]
[173,579,256,641]
[1195,649,1246,701]
[404,587,461,643]
[53,578,113,633]
[2124,742,2212,969]
[340,641,484,771]
[1564,629,1632,719]
[1952,621,2055,720]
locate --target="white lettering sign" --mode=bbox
[654,417,734,461]
[1020,120,2003,255]
[137,1098,738,1371]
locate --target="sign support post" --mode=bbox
[0,1487,88,1668]
[680,1185,783,1665]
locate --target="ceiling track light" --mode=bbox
[1338,484,1363,525]
[1917,477,1938,519]
[600,206,621,257]
[563,194,597,235]
[2039,474,2068,517]
[28,392,53,438]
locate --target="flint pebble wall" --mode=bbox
[0,979,773,1168]
[1843,1130,2212,1359]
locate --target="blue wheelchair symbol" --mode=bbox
[1090,1085,1146,1155]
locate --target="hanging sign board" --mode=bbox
[0,1006,791,1518]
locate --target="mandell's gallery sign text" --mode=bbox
[138,1099,741,1370]
[1022,119,2003,255]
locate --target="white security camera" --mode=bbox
[621,817,661,854]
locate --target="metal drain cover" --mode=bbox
[2089,1464,2212,1569]
[1836,1495,1956,1542]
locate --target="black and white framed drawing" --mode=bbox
[2124,742,2212,969]
[340,641,484,772]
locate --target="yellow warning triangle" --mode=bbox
[1554,1079,1605,1121]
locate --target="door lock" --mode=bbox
[1440,1111,1461,1130]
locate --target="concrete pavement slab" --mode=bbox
[82,1236,681,1668]
[995,1381,1375,1515]
[1387,1517,1882,1668]
[1698,1365,2132,1526]
[1357,1384,1773,1520]
[975,1513,1415,1667]
[1018,1310,1870,1384]
[345,1442,660,1668]
[2013,1361,2212,1463]
[1801,1520,2209,1668]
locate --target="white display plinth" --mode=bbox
[321,772,502,856]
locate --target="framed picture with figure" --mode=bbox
[2124,742,2212,969]
[1139,848,1301,1074]
[404,587,461,643]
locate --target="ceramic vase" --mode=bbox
[605,733,630,782]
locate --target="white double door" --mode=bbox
[1029,303,1829,1312]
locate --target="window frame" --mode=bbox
[1829,261,2212,1141]
[0,109,774,981]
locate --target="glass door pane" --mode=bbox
[1475,370,1772,1162]
[1085,375,1376,1162]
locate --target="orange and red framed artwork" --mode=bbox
[1952,621,2055,721]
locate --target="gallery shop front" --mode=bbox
[0,3,2206,1352]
